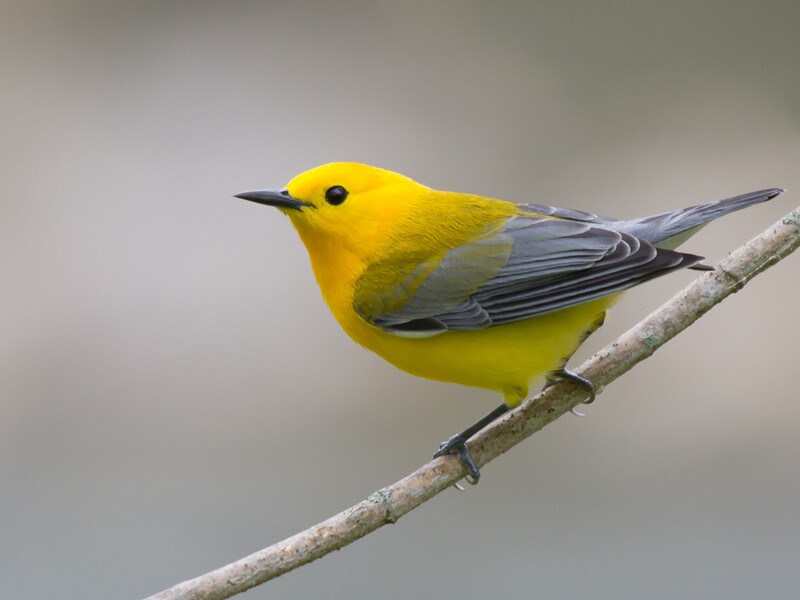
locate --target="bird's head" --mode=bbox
[236,162,429,259]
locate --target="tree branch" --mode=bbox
[145,207,800,600]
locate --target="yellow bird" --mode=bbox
[236,163,782,481]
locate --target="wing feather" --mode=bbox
[354,215,701,336]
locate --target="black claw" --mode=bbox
[549,368,596,403]
[433,403,508,485]
[456,444,481,484]
[433,435,481,483]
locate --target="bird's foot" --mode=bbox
[434,434,481,484]
[547,368,596,406]
[432,403,509,485]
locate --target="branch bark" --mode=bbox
[145,207,800,600]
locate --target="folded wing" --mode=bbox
[354,215,702,337]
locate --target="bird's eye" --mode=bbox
[324,185,348,206]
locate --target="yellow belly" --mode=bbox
[337,296,617,407]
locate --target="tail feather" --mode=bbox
[614,188,784,248]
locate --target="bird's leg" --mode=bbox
[433,403,510,484]
[548,368,596,403]
[435,371,595,483]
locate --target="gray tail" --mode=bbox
[614,188,785,247]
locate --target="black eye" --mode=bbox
[324,185,348,206]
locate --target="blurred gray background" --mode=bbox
[2,2,799,599]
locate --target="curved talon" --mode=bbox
[456,444,481,483]
[570,406,587,417]
[555,368,596,404]
[434,435,482,484]
[433,404,508,486]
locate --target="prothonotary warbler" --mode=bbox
[236,163,783,482]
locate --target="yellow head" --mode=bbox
[236,162,430,261]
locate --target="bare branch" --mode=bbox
[145,207,800,600]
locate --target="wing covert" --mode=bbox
[354,215,701,337]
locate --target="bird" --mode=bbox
[236,162,783,482]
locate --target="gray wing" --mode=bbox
[356,215,703,337]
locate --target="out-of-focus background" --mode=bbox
[2,2,798,598]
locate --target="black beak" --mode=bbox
[234,188,313,211]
